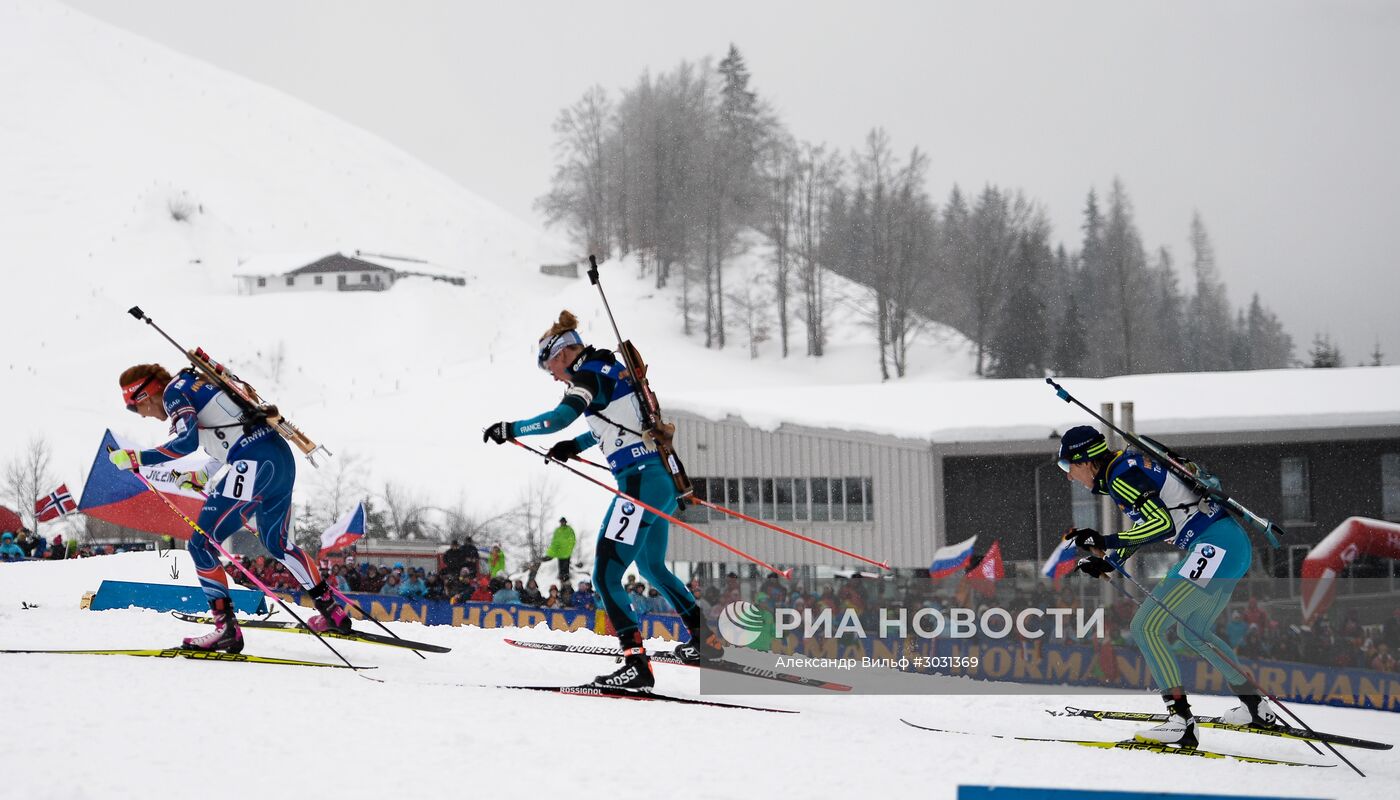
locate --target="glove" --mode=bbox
[108,449,142,472]
[545,439,582,463]
[173,468,209,493]
[1065,527,1108,551]
[1074,555,1114,579]
[482,421,515,445]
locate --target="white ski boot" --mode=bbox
[1134,712,1199,747]
[1221,696,1278,727]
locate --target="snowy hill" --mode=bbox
[2,0,975,553]
[1,553,1396,798]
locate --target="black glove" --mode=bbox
[545,439,582,463]
[1074,555,1114,579]
[1065,527,1108,551]
[482,421,514,445]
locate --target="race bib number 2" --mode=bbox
[221,460,258,501]
[1179,542,1226,588]
[604,499,641,546]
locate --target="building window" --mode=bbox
[692,476,872,523]
[361,273,371,284]
[774,478,794,522]
[337,275,347,288]
[314,275,323,286]
[256,277,266,287]
[794,478,809,521]
[843,478,864,522]
[1383,454,1400,521]
[1070,485,1097,530]
[285,275,295,287]
[829,478,844,522]
[741,478,761,518]
[1280,457,1311,521]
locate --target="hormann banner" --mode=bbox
[273,592,1398,710]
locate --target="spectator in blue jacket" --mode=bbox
[399,568,428,600]
[571,580,596,612]
[0,532,25,562]
[493,580,521,605]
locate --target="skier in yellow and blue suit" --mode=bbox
[1057,425,1276,747]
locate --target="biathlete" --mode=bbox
[112,363,351,651]
[483,310,724,690]
[1058,425,1276,746]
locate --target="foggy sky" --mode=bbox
[63,0,1400,365]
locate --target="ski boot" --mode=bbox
[307,581,353,633]
[593,631,654,691]
[1135,692,1198,747]
[1221,694,1278,728]
[181,596,244,653]
[673,623,725,663]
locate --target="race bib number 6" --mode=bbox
[221,460,258,501]
[604,499,641,546]
[1179,542,1226,588]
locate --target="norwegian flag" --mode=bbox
[35,483,78,523]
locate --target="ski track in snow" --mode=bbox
[0,554,1396,799]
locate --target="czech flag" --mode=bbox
[78,429,206,540]
[319,501,366,556]
[928,535,977,579]
[35,484,78,522]
[1041,538,1079,584]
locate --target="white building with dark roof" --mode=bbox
[235,252,398,295]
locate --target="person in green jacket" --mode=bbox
[547,516,576,586]
[488,544,506,579]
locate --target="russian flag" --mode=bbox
[928,535,977,579]
[1041,537,1079,583]
[319,501,366,556]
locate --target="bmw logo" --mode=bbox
[621,502,636,515]
[1201,545,1215,558]
[235,462,249,474]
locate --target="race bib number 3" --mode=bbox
[221,460,258,501]
[1179,542,1226,588]
[604,499,642,546]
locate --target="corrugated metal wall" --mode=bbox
[667,411,940,569]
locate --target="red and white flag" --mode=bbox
[319,502,366,556]
[35,483,78,522]
[965,540,1005,598]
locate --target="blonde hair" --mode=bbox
[119,363,172,387]
[540,310,579,340]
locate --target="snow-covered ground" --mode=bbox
[0,554,1395,799]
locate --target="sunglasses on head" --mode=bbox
[123,375,158,412]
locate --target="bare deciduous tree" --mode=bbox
[4,436,56,532]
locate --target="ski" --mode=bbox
[172,611,451,653]
[490,683,796,713]
[899,719,1333,768]
[0,647,370,670]
[1049,706,1392,751]
[504,638,852,692]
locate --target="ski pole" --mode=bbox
[554,451,891,570]
[325,585,425,660]
[1045,377,1285,546]
[1101,562,1364,776]
[124,467,370,674]
[511,439,792,578]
